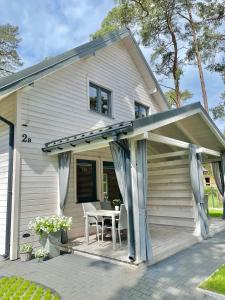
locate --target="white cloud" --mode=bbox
[0,0,114,66]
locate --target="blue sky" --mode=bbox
[1,0,224,131]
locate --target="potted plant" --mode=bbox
[29,215,72,258]
[112,199,122,211]
[19,244,33,262]
[35,248,49,262]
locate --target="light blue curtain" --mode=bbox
[137,140,153,261]
[109,140,136,261]
[212,153,225,219]
[58,151,71,243]
[189,144,209,239]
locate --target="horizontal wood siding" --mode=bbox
[147,147,195,229]
[0,95,16,254]
[18,40,162,247]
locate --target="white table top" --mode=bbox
[85,210,120,217]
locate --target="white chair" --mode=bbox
[117,204,128,246]
[82,202,102,243]
[102,204,127,247]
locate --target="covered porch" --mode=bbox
[42,102,225,265]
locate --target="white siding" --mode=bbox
[147,149,196,230]
[18,41,163,248]
[0,95,16,255]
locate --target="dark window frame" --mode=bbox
[135,101,149,119]
[76,159,97,203]
[89,82,112,117]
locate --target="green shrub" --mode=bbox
[0,276,61,299]
[19,243,33,253]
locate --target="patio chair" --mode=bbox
[82,203,102,243]
[102,204,127,247]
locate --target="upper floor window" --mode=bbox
[89,82,111,117]
[135,102,149,119]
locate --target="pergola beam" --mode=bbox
[48,131,222,158]
[196,147,221,158]
[146,132,190,149]
[47,137,111,156]
[145,132,221,158]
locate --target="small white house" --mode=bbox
[0,28,224,264]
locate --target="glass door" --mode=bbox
[103,161,121,205]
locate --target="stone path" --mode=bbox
[1,230,225,299]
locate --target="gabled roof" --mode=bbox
[0,27,169,109]
[42,102,225,153]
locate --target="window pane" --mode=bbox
[89,85,98,112]
[103,173,108,197]
[103,162,121,204]
[77,160,97,203]
[135,103,140,119]
[89,82,111,116]
[101,90,110,116]
[135,102,149,119]
[140,106,148,118]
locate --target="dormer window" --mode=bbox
[89,82,111,117]
[135,102,149,119]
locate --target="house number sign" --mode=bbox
[22,134,32,143]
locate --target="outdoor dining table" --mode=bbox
[85,210,120,250]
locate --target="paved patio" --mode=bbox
[2,229,225,299]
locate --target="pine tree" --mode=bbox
[92,0,188,108]
[0,24,23,77]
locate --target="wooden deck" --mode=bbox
[71,219,225,266]
[71,225,197,265]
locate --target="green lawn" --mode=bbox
[199,264,225,296]
[208,193,222,209]
[0,276,60,300]
[209,208,223,218]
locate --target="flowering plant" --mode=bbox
[29,215,72,237]
[35,248,49,259]
[112,199,122,206]
[20,243,33,253]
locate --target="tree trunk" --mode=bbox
[166,14,182,108]
[185,0,209,112]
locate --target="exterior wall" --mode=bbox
[147,148,196,230]
[18,40,163,248]
[0,95,16,255]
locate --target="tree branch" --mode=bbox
[131,0,149,17]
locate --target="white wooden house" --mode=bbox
[0,28,224,264]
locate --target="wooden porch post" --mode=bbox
[130,139,141,263]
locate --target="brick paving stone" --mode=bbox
[1,230,225,299]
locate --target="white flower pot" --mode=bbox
[115,206,120,211]
[20,251,32,262]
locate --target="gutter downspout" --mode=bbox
[0,116,14,258]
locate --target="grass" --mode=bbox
[199,264,225,296]
[209,208,223,218]
[208,193,223,209]
[0,276,60,300]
